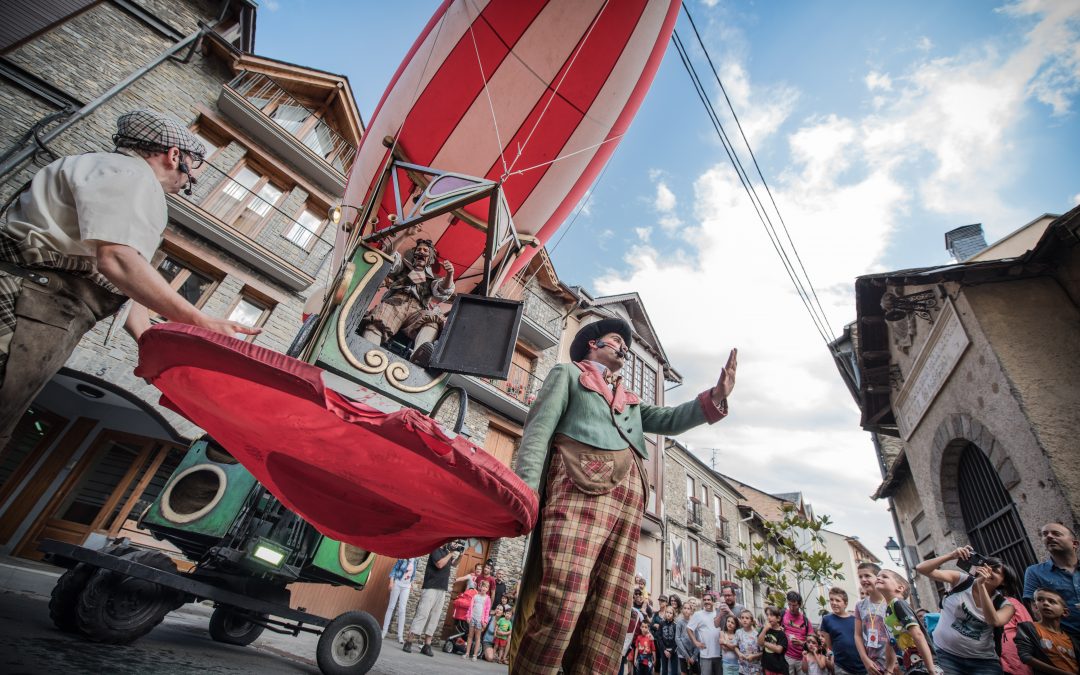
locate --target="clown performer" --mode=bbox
[0,110,258,448]
[358,237,455,365]
[510,317,737,674]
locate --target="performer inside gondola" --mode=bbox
[358,238,454,365]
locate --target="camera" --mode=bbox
[447,539,467,554]
[956,551,991,571]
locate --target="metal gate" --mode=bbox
[957,442,1036,578]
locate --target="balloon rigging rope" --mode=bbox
[464,0,510,178]
[502,0,610,181]
[501,132,625,178]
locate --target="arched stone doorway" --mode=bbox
[936,413,1037,580]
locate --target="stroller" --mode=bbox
[441,588,476,654]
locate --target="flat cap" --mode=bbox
[569,317,632,362]
[113,109,206,159]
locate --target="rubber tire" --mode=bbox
[286,313,319,358]
[208,606,266,646]
[442,639,455,653]
[48,542,136,633]
[75,549,180,644]
[316,610,381,675]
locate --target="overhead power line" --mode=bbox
[673,2,838,349]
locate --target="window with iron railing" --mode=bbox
[481,361,545,406]
[687,498,703,528]
[203,164,285,235]
[227,71,357,174]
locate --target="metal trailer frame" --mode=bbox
[39,539,329,637]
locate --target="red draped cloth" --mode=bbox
[135,324,538,558]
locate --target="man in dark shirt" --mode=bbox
[403,543,458,656]
[820,587,866,674]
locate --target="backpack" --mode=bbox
[942,575,1006,656]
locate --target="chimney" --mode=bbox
[945,224,987,262]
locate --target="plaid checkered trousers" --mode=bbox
[511,451,645,674]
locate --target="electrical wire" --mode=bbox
[680,2,836,340]
[671,30,834,346]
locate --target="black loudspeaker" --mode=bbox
[428,294,523,378]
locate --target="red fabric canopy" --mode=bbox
[135,324,538,558]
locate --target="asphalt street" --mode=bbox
[0,559,507,675]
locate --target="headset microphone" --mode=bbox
[594,340,628,359]
[178,161,195,196]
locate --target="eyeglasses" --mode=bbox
[183,152,205,170]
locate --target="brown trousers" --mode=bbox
[0,269,125,447]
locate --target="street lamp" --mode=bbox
[885,536,902,566]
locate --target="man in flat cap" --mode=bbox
[0,109,258,447]
[511,317,737,674]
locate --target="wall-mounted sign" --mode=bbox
[894,298,969,439]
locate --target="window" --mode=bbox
[226,293,272,341]
[701,485,709,507]
[641,362,657,404]
[912,511,930,543]
[271,103,310,134]
[686,475,695,500]
[689,537,700,570]
[153,254,218,318]
[718,553,728,581]
[204,164,287,235]
[285,208,324,249]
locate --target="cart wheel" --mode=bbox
[442,639,454,653]
[75,549,181,644]
[208,606,266,646]
[316,610,381,674]
[48,542,136,633]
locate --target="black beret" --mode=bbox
[569,317,632,362]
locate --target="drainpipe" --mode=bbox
[0,15,223,182]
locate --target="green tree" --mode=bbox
[735,504,844,610]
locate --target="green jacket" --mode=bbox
[514,362,724,492]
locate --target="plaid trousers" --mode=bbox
[512,450,645,675]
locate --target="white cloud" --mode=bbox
[1072,191,1080,205]
[590,0,1080,564]
[264,0,280,10]
[655,181,677,212]
[635,227,652,242]
[917,36,934,52]
[865,71,893,92]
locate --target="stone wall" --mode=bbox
[882,276,1078,610]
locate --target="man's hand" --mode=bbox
[712,347,738,404]
[862,656,885,675]
[192,312,262,338]
[441,259,454,281]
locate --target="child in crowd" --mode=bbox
[876,569,939,674]
[457,563,483,590]
[1001,589,1035,675]
[1015,588,1080,675]
[759,606,789,675]
[494,606,513,664]
[735,609,763,675]
[463,579,491,661]
[634,619,657,675]
[855,562,896,675]
[481,604,503,662]
[676,602,700,675]
[719,613,740,675]
[800,634,828,675]
[820,586,864,675]
[657,606,680,675]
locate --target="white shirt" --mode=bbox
[3,151,166,261]
[688,608,723,659]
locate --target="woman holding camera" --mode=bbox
[915,546,1020,675]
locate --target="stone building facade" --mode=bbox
[839,208,1080,609]
[663,440,751,608]
[0,0,368,618]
